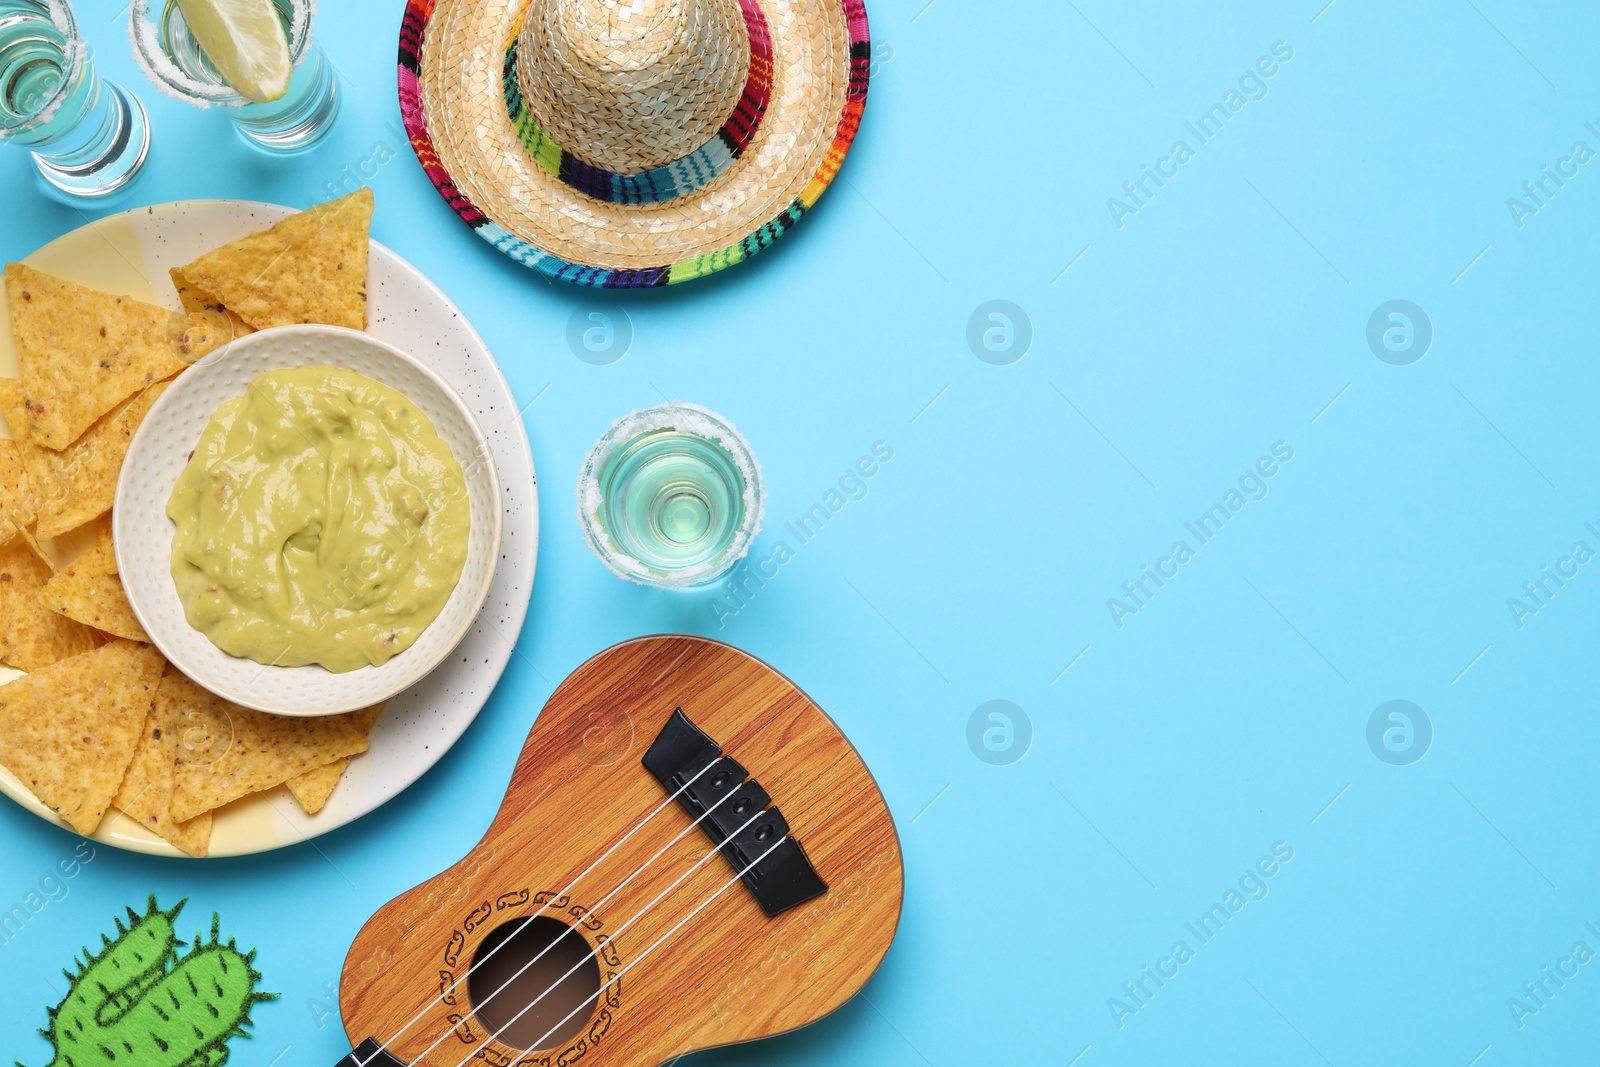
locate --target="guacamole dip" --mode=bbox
[168,366,470,673]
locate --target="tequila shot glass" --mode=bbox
[129,0,337,151]
[0,0,149,196]
[578,403,764,589]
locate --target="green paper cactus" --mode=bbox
[21,896,276,1067]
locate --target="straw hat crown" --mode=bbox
[516,0,753,174]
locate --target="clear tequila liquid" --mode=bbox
[0,7,70,127]
[579,405,763,588]
[0,0,148,195]
[599,430,747,573]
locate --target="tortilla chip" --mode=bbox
[39,529,146,642]
[112,693,211,856]
[11,513,99,575]
[0,540,97,670]
[172,189,372,332]
[3,263,192,450]
[164,672,370,822]
[0,378,169,540]
[170,267,255,356]
[0,640,164,834]
[38,570,146,641]
[10,521,50,567]
[285,702,385,815]
[64,521,117,574]
[283,761,342,815]
[0,438,34,549]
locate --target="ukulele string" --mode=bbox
[413,800,773,1067]
[360,754,729,1067]
[450,835,791,1067]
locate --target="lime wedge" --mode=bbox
[175,0,292,104]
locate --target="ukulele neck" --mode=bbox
[334,1038,409,1066]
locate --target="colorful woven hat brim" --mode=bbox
[396,0,870,288]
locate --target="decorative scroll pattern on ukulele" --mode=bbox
[435,888,625,1067]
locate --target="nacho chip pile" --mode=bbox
[0,653,385,856]
[0,189,380,857]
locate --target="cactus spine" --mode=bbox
[22,895,275,1067]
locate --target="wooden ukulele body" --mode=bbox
[341,635,904,1067]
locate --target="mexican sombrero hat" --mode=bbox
[397,0,871,287]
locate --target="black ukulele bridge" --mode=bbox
[642,708,828,918]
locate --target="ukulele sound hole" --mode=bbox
[468,916,603,1051]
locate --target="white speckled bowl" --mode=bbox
[114,325,502,715]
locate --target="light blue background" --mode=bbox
[4,1,1600,1064]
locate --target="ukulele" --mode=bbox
[332,635,904,1067]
